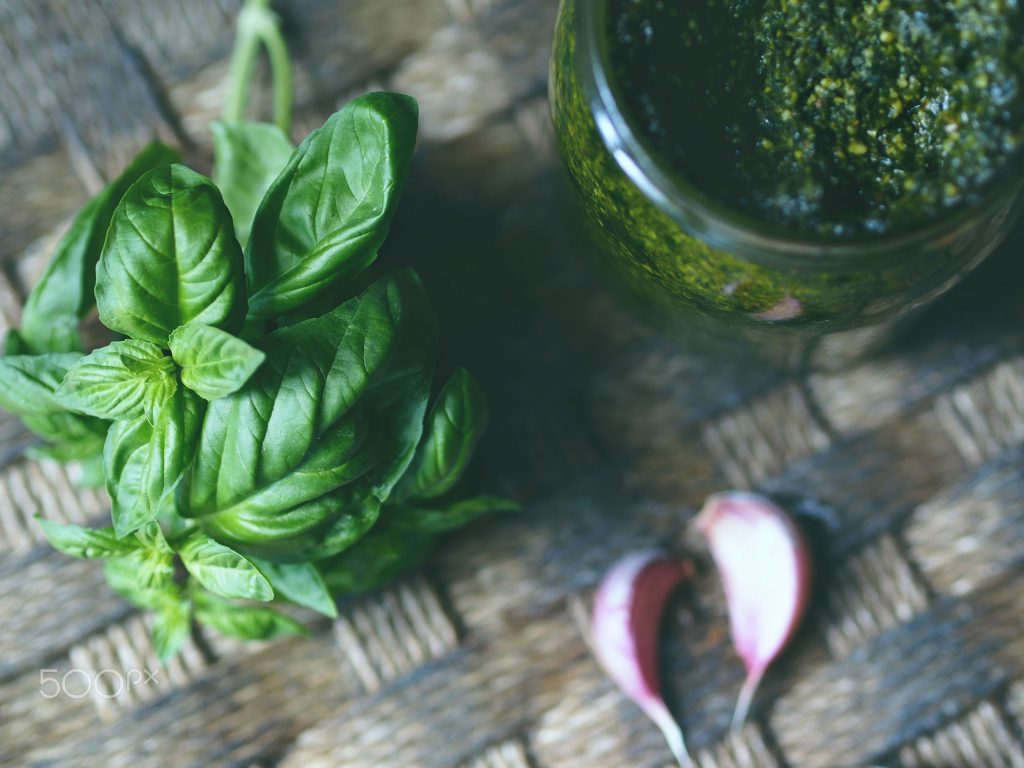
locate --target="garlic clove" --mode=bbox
[695,491,813,731]
[590,550,695,767]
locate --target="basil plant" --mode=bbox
[0,93,514,660]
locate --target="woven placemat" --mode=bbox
[2,2,1024,766]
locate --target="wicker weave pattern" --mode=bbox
[1,1,1023,766]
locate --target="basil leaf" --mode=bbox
[20,142,180,354]
[390,495,520,533]
[137,550,175,591]
[3,328,29,355]
[23,417,108,458]
[36,518,141,559]
[0,353,109,452]
[318,520,436,597]
[211,121,293,248]
[397,368,489,502]
[160,508,197,541]
[55,340,177,422]
[316,497,516,598]
[178,532,273,601]
[74,453,107,489]
[168,323,265,401]
[182,270,436,561]
[0,353,83,416]
[27,438,107,463]
[104,555,181,611]
[194,593,307,641]
[251,559,338,619]
[134,521,172,552]
[104,417,151,534]
[105,388,203,537]
[134,522,175,590]
[246,93,418,320]
[96,164,246,345]
[152,600,191,662]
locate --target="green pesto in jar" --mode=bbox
[611,0,1024,236]
[550,0,1023,337]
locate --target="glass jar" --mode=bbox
[549,0,1024,361]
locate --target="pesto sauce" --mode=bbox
[611,0,1024,236]
[551,0,1021,338]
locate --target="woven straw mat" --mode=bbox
[1,1,1023,767]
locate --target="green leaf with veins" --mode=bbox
[251,559,338,618]
[56,340,177,422]
[24,421,108,459]
[317,519,436,597]
[20,142,180,354]
[390,495,520,533]
[194,591,307,640]
[178,532,273,601]
[27,439,106,463]
[316,498,517,597]
[159,508,197,541]
[105,388,203,537]
[168,323,265,401]
[36,518,142,559]
[3,328,29,356]
[397,368,489,502]
[104,417,151,534]
[134,522,175,590]
[96,164,246,346]
[245,93,418,321]
[0,353,84,417]
[211,121,293,248]
[0,353,109,453]
[104,554,181,611]
[152,600,192,662]
[137,551,174,591]
[135,521,172,553]
[181,270,436,562]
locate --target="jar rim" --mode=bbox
[577,0,1024,265]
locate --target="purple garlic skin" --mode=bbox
[695,491,813,729]
[591,550,695,765]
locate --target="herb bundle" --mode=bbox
[0,1,513,659]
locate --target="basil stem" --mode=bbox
[223,0,293,133]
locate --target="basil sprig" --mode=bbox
[11,91,515,659]
[4,0,515,659]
